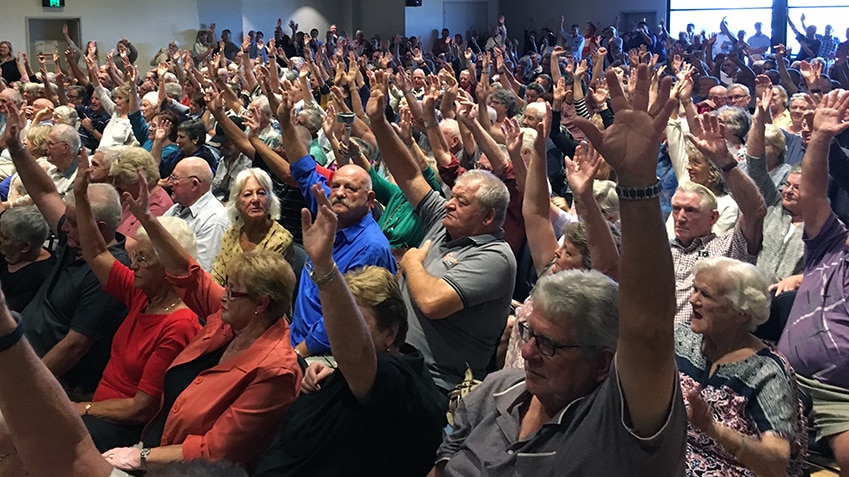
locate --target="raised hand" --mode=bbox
[365,69,389,121]
[687,113,735,168]
[0,101,23,150]
[572,64,676,186]
[391,106,415,147]
[686,388,717,435]
[502,117,524,159]
[301,183,338,267]
[589,78,609,106]
[124,168,152,220]
[564,141,602,197]
[810,89,849,138]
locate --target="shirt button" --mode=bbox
[507,450,514,455]
[172,404,180,413]
[194,377,203,384]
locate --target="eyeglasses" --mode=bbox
[168,174,199,183]
[66,95,81,100]
[223,280,251,300]
[726,94,748,101]
[46,139,67,148]
[517,321,583,357]
[130,252,152,269]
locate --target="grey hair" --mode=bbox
[97,146,128,173]
[692,257,770,331]
[727,83,751,96]
[455,169,509,228]
[0,205,49,247]
[593,179,620,224]
[763,124,786,161]
[137,216,198,261]
[716,106,751,143]
[51,124,81,154]
[164,83,183,101]
[491,88,519,117]
[531,269,619,353]
[297,108,322,137]
[63,183,122,233]
[252,95,271,115]
[52,105,79,127]
[676,182,718,211]
[225,168,281,223]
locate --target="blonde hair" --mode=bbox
[226,250,296,318]
[110,147,160,185]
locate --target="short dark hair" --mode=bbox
[178,119,207,145]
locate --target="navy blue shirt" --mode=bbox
[289,155,396,354]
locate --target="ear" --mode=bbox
[255,295,271,316]
[367,190,375,205]
[593,348,615,384]
[709,209,719,226]
[481,207,496,226]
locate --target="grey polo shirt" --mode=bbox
[403,191,517,390]
[437,365,687,476]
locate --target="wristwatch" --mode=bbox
[140,448,151,469]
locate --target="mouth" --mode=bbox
[691,309,702,320]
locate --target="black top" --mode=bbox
[251,152,307,244]
[143,345,227,448]
[251,346,447,477]
[0,60,21,85]
[0,254,55,313]
[21,220,129,394]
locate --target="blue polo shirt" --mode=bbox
[290,155,396,354]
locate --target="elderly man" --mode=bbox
[725,83,752,111]
[777,90,849,475]
[431,65,686,476]
[162,157,229,271]
[366,70,516,392]
[669,139,766,323]
[0,100,129,396]
[42,124,81,197]
[277,93,395,360]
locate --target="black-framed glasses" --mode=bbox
[726,94,748,101]
[517,321,583,357]
[223,280,250,300]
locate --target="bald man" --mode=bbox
[284,123,395,359]
[163,156,230,270]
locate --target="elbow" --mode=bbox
[417,298,452,320]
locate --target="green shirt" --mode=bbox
[369,166,442,249]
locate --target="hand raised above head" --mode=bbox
[300,183,337,266]
[572,64,676,186]
[124,167,152,220]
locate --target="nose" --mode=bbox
[520,335,541,361]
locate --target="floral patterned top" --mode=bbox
[210,221,294,286]
[675,324,807,477]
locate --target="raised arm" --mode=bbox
[688,113,767,256]
[0,293,112,477]
[524,104,561,276]
[802,90,849,237]
[0,101,66,233]
[573,65,679,437]
[746,89,781,206]
[72,151,115,285]
[365,70,432,208]
[301,184,377,402]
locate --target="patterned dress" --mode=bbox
[675,324,807,476]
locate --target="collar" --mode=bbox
[671,233,716,253]
[495,378,590,430]
[60,158,78,179]
[443,229,505,248]
[335,213,376,245]
[178,190,214,218]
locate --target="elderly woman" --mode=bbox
[51,105,80,128]
[677,257,806,476]
[103,176,301,472]
[502,138,619,369]
[108,147,173,242]
[717,106,751,160]
[85,55,134,149]
[66,162,201,453]
[210,168,292,286]
[769,85,792,131]
[0,206,54,312]
[251,184,445,476]
[784,93,811,136]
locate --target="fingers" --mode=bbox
[631,64,650,112]
[572,117,604,151]
[605,68,628,113]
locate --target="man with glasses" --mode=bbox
[725,83,752,111]
[162,157,229,271]
[431,66,687,476]
[43,124,82,197]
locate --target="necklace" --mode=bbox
[149,297,181,314]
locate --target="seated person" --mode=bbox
[0,100,129,396]
[162,157,230,271]
[252,186,446,477]
[103,184,301,472]
[432,65,686,476]
[109,147,173,244]
[677,257,806,476]
[777,90,849,472]
[0,205,54,312]
[0,294,248,477]
[211,168,293,285]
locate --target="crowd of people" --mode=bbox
[0,8,846,477]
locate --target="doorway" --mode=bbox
[26,17,80,73]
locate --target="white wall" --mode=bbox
[0,0,201,68]
[406,0,499,51]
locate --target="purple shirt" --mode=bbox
[777,213,849,389]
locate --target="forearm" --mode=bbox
[136,212,191,275]
[82,395,153,424]
[709,425,789,477]
[41,335,91,377]
[0,304,112,477]
[574,188,619,279]
[146,444,185,466]
[723,166,766,222]
[250,137,294,185]
[465,118,507,175]
[404,261,452,320]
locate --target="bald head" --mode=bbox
[169,157,213,207]
[177,157,214,183]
